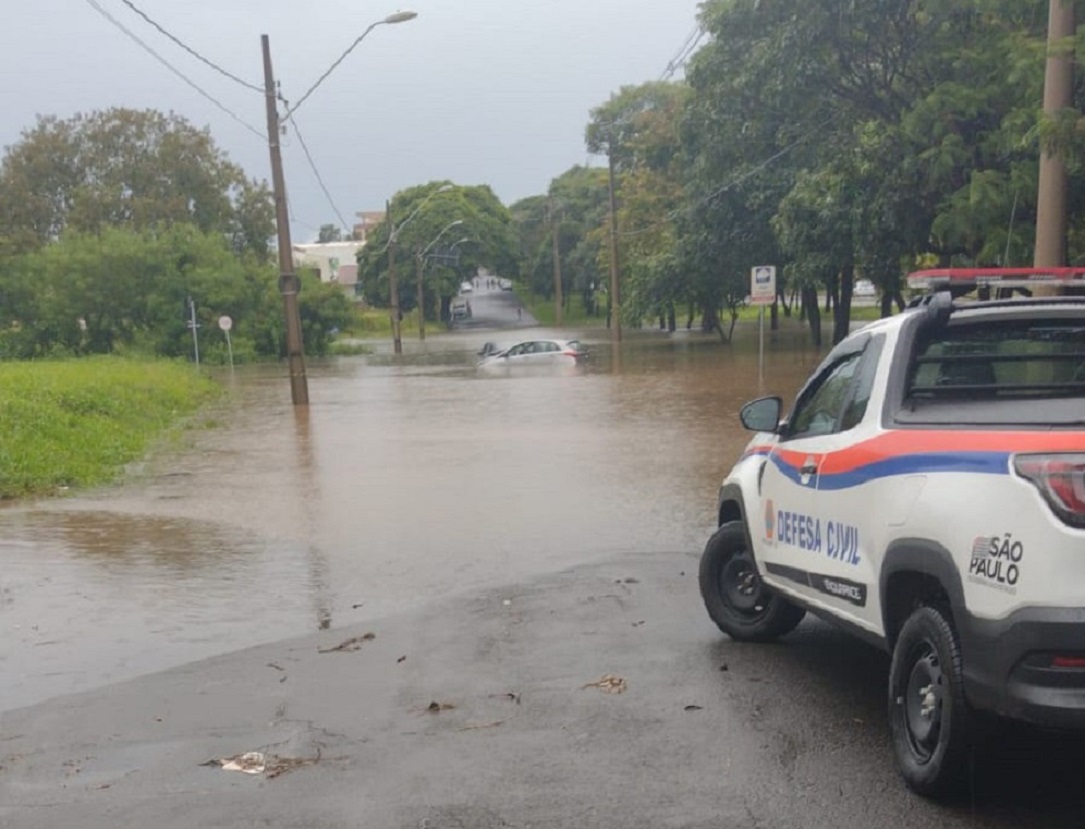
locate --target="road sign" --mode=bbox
[218,315,233,332]
[750,266,776,305]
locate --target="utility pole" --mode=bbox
[606,138,622,343]
[387,199,403,355]
[262,35,308,405]
[415,248,426,341]
[1035,0,1075,270]
[549,196,564,327]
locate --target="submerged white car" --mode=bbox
[477,338,588,368]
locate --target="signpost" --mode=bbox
[218,315,234,370]
[187,297,200,367]
[750,266,776,383]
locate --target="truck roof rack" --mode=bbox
[908,267,1085,297]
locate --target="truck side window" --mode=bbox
[788,353,863,438]
[840,337,883,431]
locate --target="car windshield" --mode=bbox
[907,317,1085,401]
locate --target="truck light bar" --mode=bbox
[908,268,1085,292]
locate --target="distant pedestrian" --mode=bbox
[517,307,522,321]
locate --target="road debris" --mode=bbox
[489,692,521,705]
[317,632,375,653]
[581,674,626,694]
[684,705,703,711]
[458,721,504,732]
[426,701,456,713]
[202,749,322,779]
[204,751,266,775]
[397,655,407,663]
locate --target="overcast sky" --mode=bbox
[3,0,705,242]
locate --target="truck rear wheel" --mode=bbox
[888,605,971,796]
[699,521,805,642]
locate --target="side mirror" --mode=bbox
[740,396,783,433]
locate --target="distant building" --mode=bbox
[292,241,365,299]
[353,211,386,243]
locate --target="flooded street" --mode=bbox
[1,322,822,712]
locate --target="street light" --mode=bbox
[261,10,417,405]
[282,12,418,123]
[414,219,464,341]
[387,184,454,354]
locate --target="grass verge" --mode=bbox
[0,358,220,499]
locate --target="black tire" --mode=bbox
[888,605,971,797]
[698,521,805,642]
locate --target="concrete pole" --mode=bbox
[1034,0,1075,270]
[607,141,622,343]
[416,250,426,341]
[387,199,402,355]
[262,35,309,404]
[550,196,564,327]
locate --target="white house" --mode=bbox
[292,241,365,298]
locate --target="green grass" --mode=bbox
[518,286,608,329]
[520,284,892,330]
[344,306,427,341]
[0,358,220,498]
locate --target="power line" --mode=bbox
[660,24,705,81]
[117,0,263,93]
[288,119,351,233]
[83,0,265,141]
[619,119,830,239]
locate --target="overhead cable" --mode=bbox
[118,0,263,93]
[619,119,831,239]
[290,119,351,233]
[83,0,265,141]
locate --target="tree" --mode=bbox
[356,182,519,321]
[0,108,274,259]
[683,0,1069,343]
[0,224,346,361]
[318,224,343,243]
[511,165,611,314]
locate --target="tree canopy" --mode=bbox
[0,108,274,259]
[356,182,519,322]
[507,0,1085,345]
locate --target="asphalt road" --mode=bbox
[3,283,1083,827]
[4,552,1084,828]
[449,281,538,332]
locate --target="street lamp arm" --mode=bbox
[419,219,465,259]
[282,11,417,122]
[388,184,454,245]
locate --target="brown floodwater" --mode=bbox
[0,323,824,711]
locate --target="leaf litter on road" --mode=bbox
[581,674,627,694]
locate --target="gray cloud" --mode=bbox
[2,0,702,242]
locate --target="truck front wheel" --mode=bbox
[699,521,805,642]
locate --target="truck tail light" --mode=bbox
[1052,655,1085,669]
[1014,454,1085,529]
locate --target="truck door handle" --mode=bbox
[800,462,818,476]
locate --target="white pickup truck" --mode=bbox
[700,268,1085,796]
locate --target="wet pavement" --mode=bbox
[3,286,1084,826]
[0,291,822,714]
